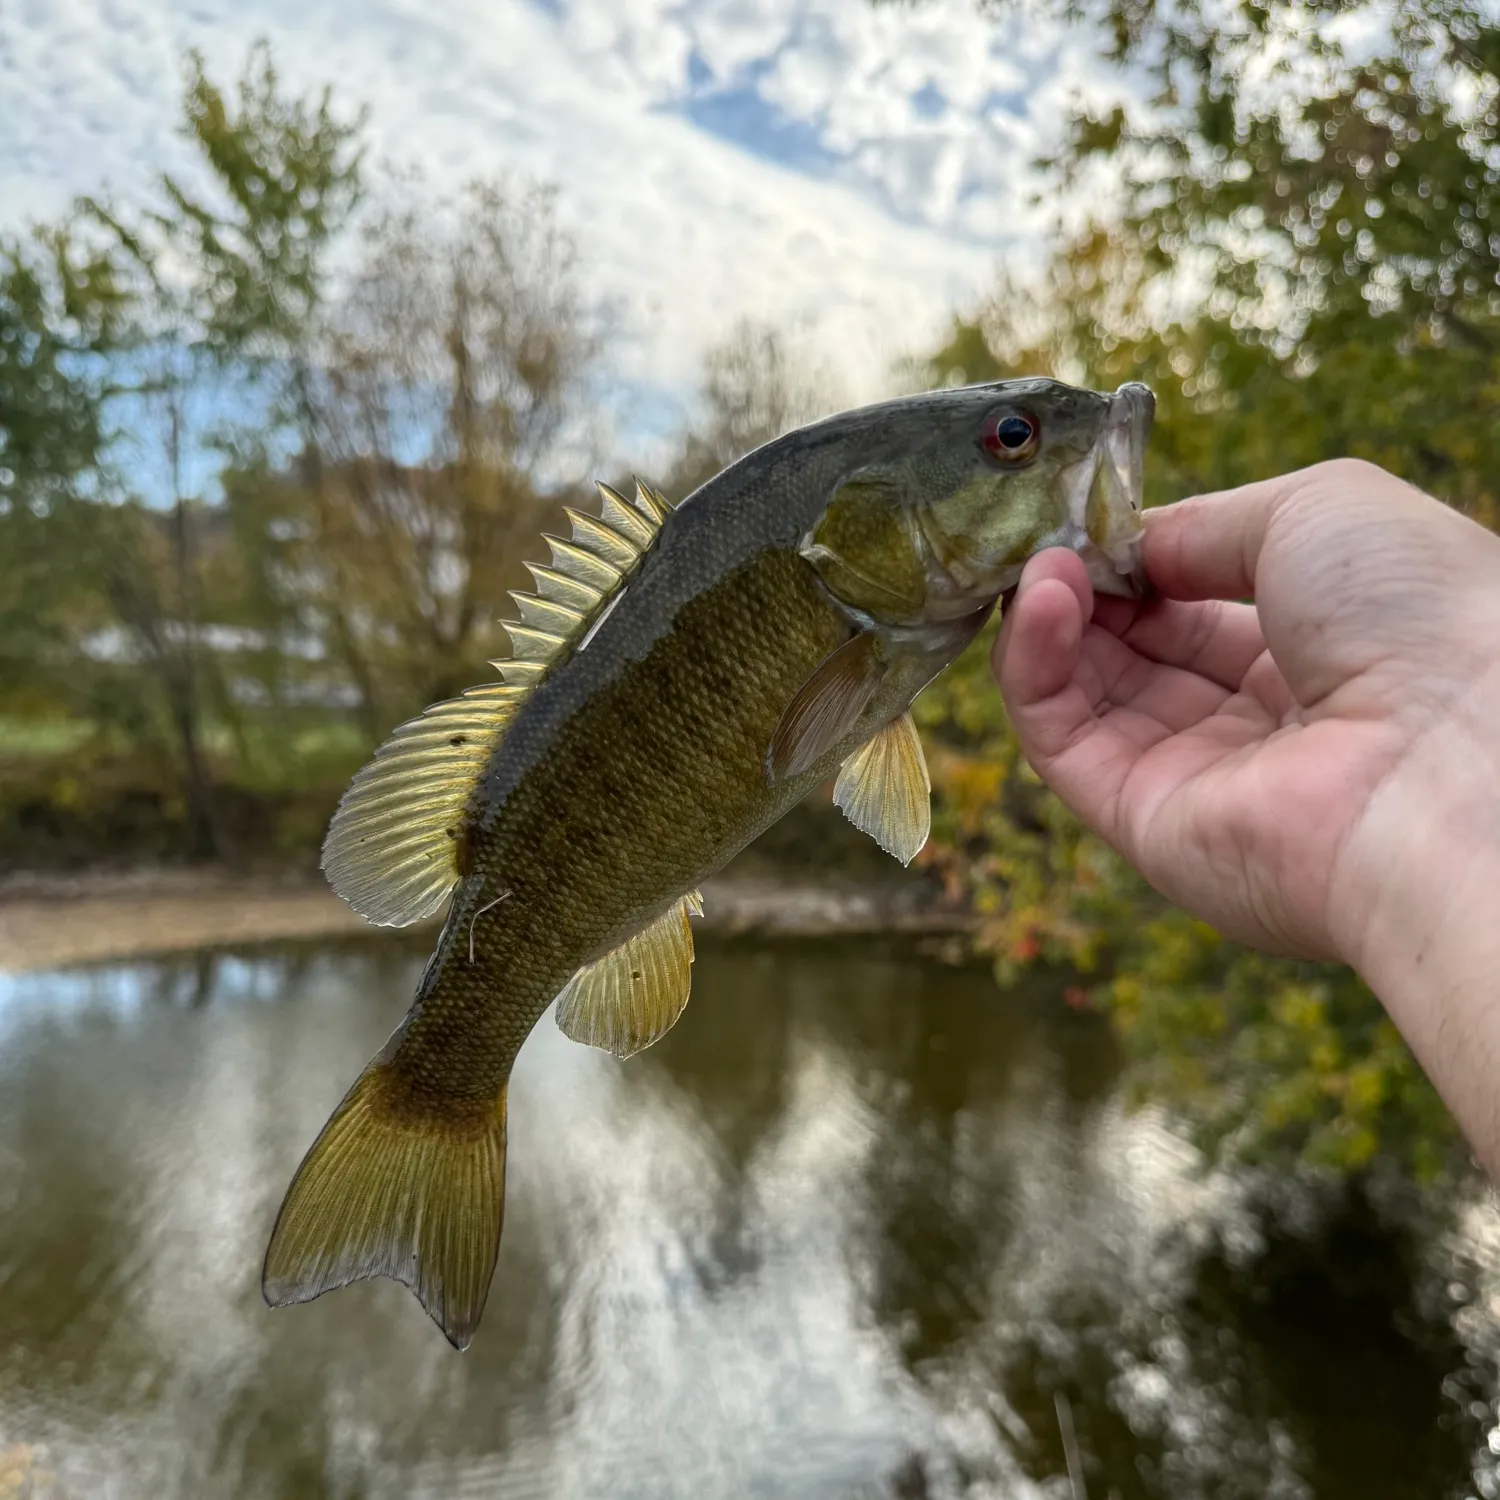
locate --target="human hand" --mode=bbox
[992,459,1500,970]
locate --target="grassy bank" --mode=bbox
[0,714,930,882]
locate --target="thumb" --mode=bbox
[1143,470,1306,602]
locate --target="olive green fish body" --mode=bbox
[263,376,1156,1349]
[403,548,861,1095]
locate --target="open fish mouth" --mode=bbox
[1065,381,1154,600]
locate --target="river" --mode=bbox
[0,934,1497,1498]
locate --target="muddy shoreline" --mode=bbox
[0,868,976,975]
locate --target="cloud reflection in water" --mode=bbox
[0,937,1491,1497]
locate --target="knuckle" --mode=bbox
[1313,456,1383,487]
[1298,457,1397,502]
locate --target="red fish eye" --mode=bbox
[979,410,1040,464]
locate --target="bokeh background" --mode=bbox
[2,1,1499,1496]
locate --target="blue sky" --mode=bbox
[1,0,1128,471]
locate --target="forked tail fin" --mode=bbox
[262,1064,507,1350]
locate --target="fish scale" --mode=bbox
[441,550,853,1067]
[262,377,1156,1350]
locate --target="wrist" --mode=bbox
[1331,702,1500,1175]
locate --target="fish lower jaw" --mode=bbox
[1063,427,1146,559]
[1063,522,1146,599]
[986,524,1146,601]
[1080,543,1148,600]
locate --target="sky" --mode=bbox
[0,0,1129,468]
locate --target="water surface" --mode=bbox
[0,936,1497,1498]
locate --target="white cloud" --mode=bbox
[0,0,1132,470]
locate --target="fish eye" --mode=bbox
[978,409,1040,465]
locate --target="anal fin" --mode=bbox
[262,1063,507,1351]
[833,710,931,866]
[555,892,702,1058]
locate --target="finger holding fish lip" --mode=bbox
[995,548,1254,772]
[1109,596,1269,694]
[1002,538,1269,700]
[995,551,1094,726]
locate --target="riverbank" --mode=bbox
[0,867,976,975]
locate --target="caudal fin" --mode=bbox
[262,1065,507,1350]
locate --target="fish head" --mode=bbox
[801,378,1154,629]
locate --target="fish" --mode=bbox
[262,376,1156,1348]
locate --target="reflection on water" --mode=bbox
[0,937,1498,1498]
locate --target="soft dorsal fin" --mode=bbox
[321,683,528,926]
[833,711,931,866]
[765,632,886,783]
[554,892,703,1058]
[322,479,672,926]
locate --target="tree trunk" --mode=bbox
[166,393,230,861]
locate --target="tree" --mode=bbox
[85,41,364,360]
[664,319,845,499]
[1049,0,1499,517]
[67,42,365,854]
[0,230,127,718]
[226,176,604,731]
[911,0,1500,1187]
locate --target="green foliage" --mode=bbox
[1110,927,1459,1182]
[0,230,120,507]
[913,0,1498,1188]
[0,727,360,872]
[0,230,130,713]
[0,42,604,860]
[1052,0,1499,516]
[83,40,364,357]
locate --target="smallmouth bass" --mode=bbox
[263,377,1156,1348]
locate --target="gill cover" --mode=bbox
[786,378,1154,869]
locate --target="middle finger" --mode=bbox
[1092,596,1266,692]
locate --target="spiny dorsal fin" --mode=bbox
[833,711,931,866]
[554,891,703,1058]
[598,484,656,547]
[633,478,672,525]
[323,479,674,926]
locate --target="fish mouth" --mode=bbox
[1066,382,1154,600]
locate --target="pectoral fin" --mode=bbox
[555,892,703,1059]
[833,711,931,866]
[766,632,885,782]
